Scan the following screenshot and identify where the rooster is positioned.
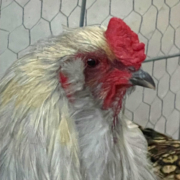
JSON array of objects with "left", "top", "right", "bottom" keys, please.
[{"left": 0, "top": 17, "right": 158, "bottom": 180}]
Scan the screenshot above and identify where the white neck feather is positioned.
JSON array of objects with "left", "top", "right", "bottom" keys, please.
[{"left": 70, "top": 90, "right": 158, "bottom": 180}]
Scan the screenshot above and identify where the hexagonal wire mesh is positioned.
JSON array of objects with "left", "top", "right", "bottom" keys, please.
[{"left": 0, "top": 0, "right": 180, "bottom": 138}]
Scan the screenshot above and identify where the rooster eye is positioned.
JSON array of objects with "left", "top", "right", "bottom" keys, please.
[{"left": 87, "top": 59, "right": 99, "bottom": 67}]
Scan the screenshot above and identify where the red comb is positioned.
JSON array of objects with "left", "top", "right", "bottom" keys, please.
[{"left": 105, "top": 17, "right": 146, "bottom": 70}]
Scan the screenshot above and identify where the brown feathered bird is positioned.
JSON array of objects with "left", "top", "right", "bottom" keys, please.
[
  {"left": 140, "top": 126, "right": 180, "bottom": 180},
  {"left": 0, "top": 17, "right": 160, "bottom": 180},
  {"left": 125, "top": 120, "right": 180, "bottom": 180}
]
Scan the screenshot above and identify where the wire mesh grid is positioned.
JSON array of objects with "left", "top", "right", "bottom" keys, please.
[{"left": 0, "top": 0, "right": 180, "bottom": 138}]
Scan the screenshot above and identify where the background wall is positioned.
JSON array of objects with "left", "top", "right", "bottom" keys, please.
[{"left": 0, "top": 0, "right": 180, "bottom": 138}]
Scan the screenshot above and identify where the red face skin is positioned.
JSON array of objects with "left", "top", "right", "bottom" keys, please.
[
  {"left": 59, "top": 51, "right": 134, "bottom": 117},
  {"left": 82, "top": 52, "right": 134, "bottom": 116}
]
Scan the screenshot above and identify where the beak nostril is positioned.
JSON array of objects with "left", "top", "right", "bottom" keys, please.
[{"left": 128, "top": 66, "right": 136, "bottom": 72}]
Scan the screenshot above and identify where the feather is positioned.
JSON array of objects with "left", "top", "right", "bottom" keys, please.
[{"left": 139, "top": 126, "right": 180, "bottom": 180}]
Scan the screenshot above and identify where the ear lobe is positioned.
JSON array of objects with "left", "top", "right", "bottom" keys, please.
[{"left": 59, "top": 72, "right": 69, "bottom": 89}]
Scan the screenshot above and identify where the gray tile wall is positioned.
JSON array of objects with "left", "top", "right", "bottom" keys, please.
[{"left": 0, "top": 0, "right": 180, "bottom": 138}]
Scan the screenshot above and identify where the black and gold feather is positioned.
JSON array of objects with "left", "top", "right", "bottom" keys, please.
[{"left": 140, "top": 127, "right": 180, "bottom": 180}]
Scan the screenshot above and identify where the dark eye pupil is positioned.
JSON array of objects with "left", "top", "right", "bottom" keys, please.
[{"left": 87, "top": 59, "right": 98, "bottom": 67}]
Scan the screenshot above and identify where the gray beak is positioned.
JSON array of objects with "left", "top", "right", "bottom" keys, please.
[{"left": 130, "top": 69, "right": 156, "bottom": 89}]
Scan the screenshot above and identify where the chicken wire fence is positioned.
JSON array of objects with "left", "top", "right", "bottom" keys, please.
[{"left": 0, "top": 0, "right": 180, "bottom": 139}]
